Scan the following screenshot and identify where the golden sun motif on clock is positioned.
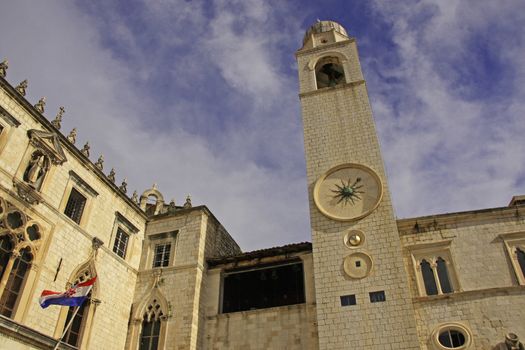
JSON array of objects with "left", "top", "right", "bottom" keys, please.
[{"left": 313, "top": 163, "right": 383, "bottom": 221}]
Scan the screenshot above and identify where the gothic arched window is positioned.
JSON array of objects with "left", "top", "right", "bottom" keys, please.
[
  {"left": 315, "top": 56, "right": 345, "bottom": 89},
  {"left": 436, "top": 257, "right": 453, "bottom": 294},
  {"left": 137, "top": 298, "right": 166, "bottom": 350},
  {"left": 0, "top": 247, "right": 33, "bottom": 317},
  {"left": 420, "top": 259, "right": 438, "bottom": 296},
  {"left": 63, "top": 292, "right": 91, "bottom": 347}
]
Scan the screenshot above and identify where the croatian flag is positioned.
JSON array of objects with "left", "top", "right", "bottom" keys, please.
[{"left": 39, "top": 276, "right": 96, "bottom": 309}]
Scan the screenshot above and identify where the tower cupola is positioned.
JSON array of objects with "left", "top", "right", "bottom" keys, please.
[{"left": 302, "top": 20, "right": 349, "bottom": 49}]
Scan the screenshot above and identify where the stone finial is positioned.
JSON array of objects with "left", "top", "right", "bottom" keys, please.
[
  {"left": 15, "top": 79, "right": 28, "bottom": 96},
  {"left": 108, "top": 168, "right": 116, "bottom": 182},
  {"left": 92, "top": 237, "right": 104, "bottom": 251},
  {"left": 34, "top": 97, "right": 46, "bottom": 113},
  {"left": 67, "top": 128, "right": 77, "bottom": 144},
  {"left": 81, "top": 142, "right": 90, "bottom": 157},
  {"left": 152, "top": 183, "right": 158, "bottom": 190},
  {"left": 52, "top": 106, "right": 65, "bottom": 130},
  {"left": 119, "top": 178, "right": 127, "bottom": 193},
  {"left": 0, "top": 59, "right": 8, "bottom": 78},
  {"left": 95, "top": 155, "right": 104, "bottom": 170},
  {"left": 131, "top": 190, "right": 138, "bottom": 203},
  {"left": 184, "top": 194, "right": 192, "bottom": 209}
]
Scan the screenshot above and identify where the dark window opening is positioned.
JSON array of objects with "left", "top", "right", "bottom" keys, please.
[
  {"left": 63, "top": 294, "right": 90, "bottom": 347},
  {"left": 420, "top": 259, "right": 438, "bottom": 295},
  {"left": 0, "top": 247, "right": 32, "bottom": 318},
  {"left": 517, "top": 247, "right": 525, "bottom": 278},
  {"left": 222, "top": 262, "right": 305, "bottom": 313},
  {"left": 438, "top": 329, "right": 466, "bottom": 348},
  {"left": 369, "top": 291, "right": 386, "bottom": 303},
  {"left": 436, "top": 257, "right": 453, "bottom": 293},
  {"left": 153, "top": 244, "right": 171, "bottom": 268},
  {"left": 315, "top": 56, "right": 345, "bottom": 89},
  {"left": 139, "top": 315, "right": 160, "bottom": 350},
  {"left": 64, "top": 188, "right": 87, "bottom": 224},
  {"left": 340, "top": 294, "right": 356, "bottom": 306},
  {"left": 113, "top": 228, "right": 129, "bottom": 259}
]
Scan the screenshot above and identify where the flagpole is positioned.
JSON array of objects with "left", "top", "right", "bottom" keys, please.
[{"left": 53, "top": 305, "right": 81, "bottom": 350}]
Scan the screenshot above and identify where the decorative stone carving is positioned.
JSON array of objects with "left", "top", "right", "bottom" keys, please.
[
  {"left": 95, "top": 155, "right": 104, "bottom": 170},
  {"left": 15, "top": 79, "right": 28, "bottom": 96},
  {"left": 23, "top": 151, "right": 49, "bottom": 190},
  {"left": 34, "top": 97, "right": 46, "bottom": 113},
  {"left": 493, "top": 333, "right": 525, "bottom": 350},
  {"left": 13, "top": 179, "right": 44, "bottom": 205},
  {"left": 92, "top": 237, "right": 104, "bottom": 251},
  {"left": 81, "top": 142, "right": 90, "bottom": 157},
  {"left": 0, "top": 59, "right": 8, "bottom": 78},
  {"left": 51, "top": 106, "right": 65, "bottom": 130},
  {"left": 131, "top": 190, "right": 138, "bottom": 204},
  {"left": 169, "top": 198, "right": 176, "bottom": 208},
  {"left": 119, "top": 178, "right": 127, "bottom": 193},
  {"left": 27, "top": 129, "right": 67, "bottom": 164},
  {"left": 184, "top": 194, "right": 192, "bottom": 209},
  {"left": 108, "top": 168, "right": 116, "bottom": 183},
  {"left": 66, "top": 128, "right": 77, "bottom": 144}
]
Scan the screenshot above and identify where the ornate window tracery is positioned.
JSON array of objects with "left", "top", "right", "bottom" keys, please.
[
  {"left": 408, "top": 242, "right": 460, "bottom": 297},
  {"left": 139, "top": 299, "right": 165, "bottom": 350},
  {"left": 0, "top": 196, "right": 43, "bottom": 319}
]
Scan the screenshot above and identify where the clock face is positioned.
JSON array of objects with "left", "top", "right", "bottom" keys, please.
[{"left": 313, "top": 163, "right": 383, "bottom": 221}]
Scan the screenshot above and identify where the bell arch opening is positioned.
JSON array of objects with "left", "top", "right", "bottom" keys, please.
[{"left": 315, "top": 56, "right": 346, "bottom": 89}]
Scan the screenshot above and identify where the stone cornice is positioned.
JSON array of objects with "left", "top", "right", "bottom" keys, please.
[
  {"left": 299, "top": 79, "right": 366, "bottom": 98},
  {"left": 0, "top": 76, "right": 146, "bottom": 219},
  {"left": 295, "top": 37, "right": 356, "bottom": 57},
  {"left": 397, "top": 205, "right": 524, "bottom": 235}
]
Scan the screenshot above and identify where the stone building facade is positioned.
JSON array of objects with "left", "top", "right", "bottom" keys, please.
[{"left": 0, "top": 20, "right": 523, "bottom": 350}]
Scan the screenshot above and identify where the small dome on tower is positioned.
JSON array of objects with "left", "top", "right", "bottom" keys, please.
[{"left": 303, "top": 20, "right": 348, "bottom": 46}]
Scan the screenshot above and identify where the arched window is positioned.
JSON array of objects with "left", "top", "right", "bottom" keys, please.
[
  {"left": 139, "top": 299, "right": 164, "bottom": 350},
  {"left": 315, "top": 56, "right": 345, "bottom": 89},
  {"left": 436, "top": 257, "right": 453, "bottom": 294},
  {"left": 0, "top": 247, "right": 33, "bottom": 317},
  {"left": 420, "top": 259, "right": 438, "bottom": 296},
  {"left": 517, "top": 247, "right": 525, "bottom": 278},
  {"left": 63, "top": 294, "right": 91, "bottom": 347}
]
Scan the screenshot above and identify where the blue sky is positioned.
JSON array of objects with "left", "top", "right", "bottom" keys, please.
[{"left": 1, "top": 1, "right": 524, "bottom": 251}]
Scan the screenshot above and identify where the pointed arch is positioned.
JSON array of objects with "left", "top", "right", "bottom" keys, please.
[
  {"left": 54, "top": 251, "right": 99, "bottom": 349},
  {"left": 129, "top": 276, "right": 170, "bottom": 350}
]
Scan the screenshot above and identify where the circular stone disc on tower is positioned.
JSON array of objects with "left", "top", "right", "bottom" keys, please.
[{"left": 313, "top": 163, "right": 383, "bottom": 221}]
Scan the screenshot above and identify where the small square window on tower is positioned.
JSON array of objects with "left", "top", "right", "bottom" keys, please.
[
  {"left": 340, "top": 294, "right": 356, "bottom": 307},
  {"left": 153, "top": 243, "right": 171, "bottom": 268},
  {"left": 369, "top": 291, "right": 386, "bottom": 303}
]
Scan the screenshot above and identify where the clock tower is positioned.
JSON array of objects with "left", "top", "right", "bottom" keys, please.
[{"left": 296, "top": 21, "right": 419, "bottom": 349}]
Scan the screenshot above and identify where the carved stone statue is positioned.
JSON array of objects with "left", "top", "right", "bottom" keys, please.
[
  {"left": 108, "top": 168, "right": 116, "bottom": 182},
  {"left": 119, "top": 178, "right": 127, "bottom": 193},
  {"left": 0, "top": 59, "right": 8, "bottom": 78},
  {"left": 34, "top": 97, "right": 46, "bottom": 113},
  {"left": 81, "top": 142, "right": 90, "bottom": 157},
  {"left": 493, "top": 333, "right": 525, "bottom": 350},
  {"left": 67, "top": 128, "right": 77, "bottom": 144},
  {"left": 15, "top": 79, "right": 28, "bottom": 96},
  {"left": 95, "top": 155, "right": 104, "bottom": 170},
  {"left": 131, "top": 190, "right": 139, "bottom": 203},
  {"left": 184, "top": 194, "right": 192, "bottom": 209},
  {"left": 23, "top": 152, "right": 48, "bottom": 190},
  {"left": 52, "top": 107, "right": 65, "bottom": 130},
  {"left": 169, "top": 198, "right": 176, "bottom": 208}
]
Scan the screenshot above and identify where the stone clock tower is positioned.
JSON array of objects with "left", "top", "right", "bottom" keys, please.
[{"left": 296, "top": 21, "right": 420, "bottom": 349}]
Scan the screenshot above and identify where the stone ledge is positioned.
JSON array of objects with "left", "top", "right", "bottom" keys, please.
[
  {"left": 0, "top": 315, "right": 76, "bottom": 349},
  {"left": 414, "top": 285, "right": 525, "bottom": 303}
]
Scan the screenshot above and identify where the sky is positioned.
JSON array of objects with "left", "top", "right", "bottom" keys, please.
[{"left": 1, "top": 0, "right": 524, "bottom": 251}]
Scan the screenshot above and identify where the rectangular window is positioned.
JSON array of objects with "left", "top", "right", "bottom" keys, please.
[
  {"left": 221, "top": 262, "right": 305, "bottom": 313},
  {"left": 64, "top": 188, "right": 87, "bottom": 224},
  {"left": 113, "top": 228, "right": 129, "bottom": 259},
  {"left": 340, "top": 294, "right": 356, "bottom": 306},
  {"left": 369, "top": 291, "right": 386, "bottom": 303},
  {"left": 153, "top": 243, "right": 171, "bottom": 268}
]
